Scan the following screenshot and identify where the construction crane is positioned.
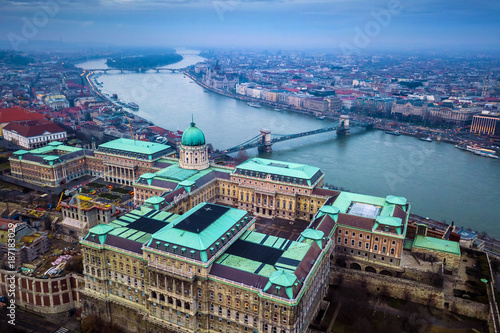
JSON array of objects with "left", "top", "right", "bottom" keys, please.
[{"left": 121, "top": 111, "right": 135, "bottom": 140}]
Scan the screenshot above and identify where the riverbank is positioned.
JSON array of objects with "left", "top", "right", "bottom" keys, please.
[
  {"left": 184, "top": 70, "right": 330, "bottom": 118},
  {"left": 185, "top": 70, "right": 499, "bottom": 156}
]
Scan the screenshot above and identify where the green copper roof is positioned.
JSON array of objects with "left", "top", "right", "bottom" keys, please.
[
  {"left": 137, "top": 162, "right": 232, "bottom": 190},
  {"left": 48, "top": 141, "right": 63, "bottom": 146},
  {"left": 268, "top": 270, "right": 297, "bottom": 287},
  {"left": 99, "top": 138, "right": 171, "bottom": 155},
  {"left": 145, "top": 196, "right": 165, "bottom": 204},
  {"left": 156, "top": 165, "right": 198, "bottom": 181},
  {"left": 375, "top": 216, "right": 402, "bottom": 227},
  {"left": 181, "top": 121, "right": 206, "bottom": 146},
  {"left": 151, "top": 203, "right": 247, "bottom": 251},
  {"left": 299, "top": 229, "right": 324, "bottom": 248},
  {"left": 412, "top": 235, "right": 461, "bottom": 255},
  {"left": 89, "top": 224, "right": 115, "bottom": 235},
  {"left": 216, "top": 230, "right": 313, "bottom": 279},
  {"left": 29, "top": 144, "right": 82, "bottom": 155},
  {"left": 300, "top": 229, "right": 324, "bottom": 240},
  {"left": 89, "top": 224, "right": 115, "bottom": 243},
  {"left": 13, "top": 150, "right": 29, "bottom": 155},
  {"left": 179, "top": 180, "right": 196, "bottom": 187},
  {"left": 141, "top": 173, "right": 155, "bottom": 179},
  {"left": 82, "top": 207, "right": 179, "bottom": 249},
  {"left": 316, "top": 205, "right": 340, "bottom": 220},
  {"left": 264, "top": 270, "right": 298, "bottom": 299},
  {"left": 386, "top": 195, "right": 407, "bottom": 205},
  {"left": 234, "top": 158, "right": 321, "bottom": 184}
]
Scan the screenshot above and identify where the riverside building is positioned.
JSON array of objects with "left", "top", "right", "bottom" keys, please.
[
  {"left": 9, "top": 139, "right": 174, "bottom": 187},
  {"left": 79, "top": 121, "right": 412, "bottom": 332},
  {"left": 81, "top": 199, "right": 331, "bottom": 333}
]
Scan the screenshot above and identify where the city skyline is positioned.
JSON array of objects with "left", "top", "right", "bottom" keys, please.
[{"left": 1, "top": 0, "right": 500, "bottom": 52}]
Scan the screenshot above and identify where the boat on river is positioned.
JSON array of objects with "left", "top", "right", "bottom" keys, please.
[
  {"left": 385, "top": 130, "right": 400, "bottom": 136},
  {"left": 248, "top": 102, "right": 262, "bottom": 108},
  {"left": 127, "top": 102, "right": 139, "bottom": 111}
]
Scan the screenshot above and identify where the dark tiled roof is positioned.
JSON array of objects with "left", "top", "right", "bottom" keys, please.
[
  {"left": 105, "top": 234, "right": 143, "bottom": 254},
  {"left": 393, "top": 205, "right": 407, "bottom": 221},
  {"left": 154, "top": 161, "right": 173, "bottom": 169},
  {"left": 336, "top": 213, "right": 373, "bottom": 230},
  {"left": 23, "top": 155, "right": 45, "bottom": 163},
  {"left": 150, "top": 179, "right": 178, "bottom": 189},
  {"left": 210, "top": 263, "right": 269, "bottom": 289},
  {"left": 195, "top": 171, "right": 217, "bottom": 188},
  {"left": 316, "top": 215, "right": 336, "bottom": 235},
  {"left": 215, "top": 171, "right": 231, "bottom": 180},
  {"left": 294, "top": 242, "right": 321, "bottom": 283},
  {"left": 163, "top": 187, "right": 187, "bottom": 204},
  {"left": 312, "top": 188, "right": 340, "bottom": 197}
]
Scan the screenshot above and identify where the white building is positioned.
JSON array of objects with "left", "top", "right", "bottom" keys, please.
[{"left": 3, "top": 119, "right": 67, "bottom": 149}]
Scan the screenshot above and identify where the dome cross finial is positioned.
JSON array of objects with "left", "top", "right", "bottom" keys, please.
[{"left": 191, "top": 114, "right": 195, "bottom": 127}]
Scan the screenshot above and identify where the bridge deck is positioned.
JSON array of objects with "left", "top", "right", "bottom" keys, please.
[{"left": 221, "top": 120, "right": 372, "bottom": 154}]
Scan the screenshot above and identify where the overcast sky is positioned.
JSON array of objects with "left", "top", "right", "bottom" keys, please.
[{"left": 1, "top": 0, "right": 499, "bottom": 52}]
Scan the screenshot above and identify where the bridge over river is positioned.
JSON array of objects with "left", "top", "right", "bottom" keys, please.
[
  {"left": 85, "top": 67, "right": 188, "bottom": 73},
  {"left": 219, "top": 116, "right": 374, "bottom": 154}
]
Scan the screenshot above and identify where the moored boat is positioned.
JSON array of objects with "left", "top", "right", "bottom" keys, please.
[{"left": 127, "top": 102, "right": 139, "bottom": 110}]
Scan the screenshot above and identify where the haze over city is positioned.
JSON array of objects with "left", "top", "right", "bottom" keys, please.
[
  {"left": 1, "top": 0, "right": 500, "bottom": 51},
  {"left": 2, "top": 0, "right": 500, "bottom": 332}
]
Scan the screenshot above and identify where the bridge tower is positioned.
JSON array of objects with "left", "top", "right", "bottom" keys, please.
[
  {"left": 337, "top": 115, "right": 350, "bottom": 135},
  {"left": 258, "top": 129, "right": 272, "bottom": 152}
]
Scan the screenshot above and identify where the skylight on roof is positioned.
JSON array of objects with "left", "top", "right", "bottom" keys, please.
[
  {"left": 348, "top": 202, "right": 381, "bottom": 219},
  {"left": 269, "top": 162, "right": 289, "bottom": 168}
]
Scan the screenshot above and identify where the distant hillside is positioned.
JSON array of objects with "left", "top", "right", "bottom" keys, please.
[
  {"left": 0, "top": 51, "right": 34, "bottom": 65},
  {"left": 106, "top": 53, "right": 183, "bottom": 69}
]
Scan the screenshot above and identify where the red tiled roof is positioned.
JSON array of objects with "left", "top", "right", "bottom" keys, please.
[
  {"left": 0, "top": 106, "right": 45, "bottom": 123},
  {"left": 336, "top": 213, "right": 374, "bottom": 230},
  {"left": 3, "top": 119, "right": 65, "bottom": 138}
]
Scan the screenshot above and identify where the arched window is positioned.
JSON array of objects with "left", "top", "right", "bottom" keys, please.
[
  {"left": 282, "top": 316, "right": 287, "bottom": 324},
  {"left": 374, "top": 244, "right": 378, "bottom": 251},
  {"left": 273, "top": 313, "right": 278, "bottom": 321},
  {"left": 382, "top": 246, "right": 386, "bottom": 253}
]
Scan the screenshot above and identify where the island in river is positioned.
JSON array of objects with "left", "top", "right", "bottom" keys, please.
[{"left": 106, "top": 53, "right": 183, "bottom": 69}]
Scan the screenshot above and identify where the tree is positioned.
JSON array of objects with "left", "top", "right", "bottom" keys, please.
[
  {"left": 65, "top": 255, "right": 83, "bottom": 274},
  {"left": 81, "top": 315, "right": 123, "bottom": 333},
  {"left": 354, "top": 317, "right": 373, "bottom": 333},
  {"left": 234, "top": 150, "right": 249, "bottom": 165}
]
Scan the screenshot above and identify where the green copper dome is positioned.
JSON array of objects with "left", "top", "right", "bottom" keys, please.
[{"left": 181, "top": 121, "right": 206, "bottom": 146}]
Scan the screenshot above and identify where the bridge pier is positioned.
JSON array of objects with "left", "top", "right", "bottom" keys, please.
[
  {"left": 258, "top": 129, "right": 272, "bottom": 153},
  {"left": 337, "top": 115, "right": 350, "bottom": 135}
]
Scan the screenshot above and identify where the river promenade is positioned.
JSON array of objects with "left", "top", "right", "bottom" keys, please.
[{"left": 184, "top": 70, "right": 497, "bottom": 151}]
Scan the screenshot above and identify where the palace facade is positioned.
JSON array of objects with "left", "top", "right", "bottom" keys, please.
[{"left": 79, "top": 121, "right": 412, "bottom": 333}]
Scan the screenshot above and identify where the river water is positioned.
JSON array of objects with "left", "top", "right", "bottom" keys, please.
[{"left": 77, "top": 49, "right": 500, "bottom": 238}]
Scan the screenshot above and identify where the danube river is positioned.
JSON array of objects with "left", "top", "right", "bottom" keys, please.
[{"left": 77, "top": 49, "right": 500, "bottom": 238}]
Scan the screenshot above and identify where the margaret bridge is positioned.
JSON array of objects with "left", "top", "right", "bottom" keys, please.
[{"left": 85, "top": 67, "right": 188, "bottom": 73}]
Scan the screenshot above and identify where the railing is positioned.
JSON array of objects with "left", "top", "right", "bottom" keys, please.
[
  {"left": 486, "top": 253, "right": 500, "bottom": 333},
  {"left": 148, "top": 262, "right": 196, "bottom": 280}
]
